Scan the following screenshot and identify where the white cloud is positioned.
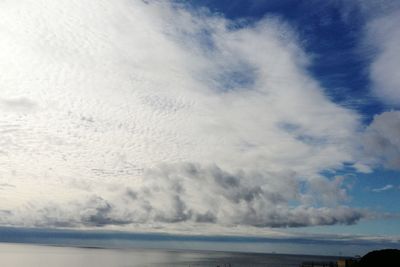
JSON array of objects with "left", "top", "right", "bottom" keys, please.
[
  {"left": 337, "top": 0, "right": 400, "bottom": 21},
  {"left": 0, "top": 97, "right": 38, "bottom": 113},
  {"left": 0, "top": 0, "right": 368, "bottom": 231},
  {"left": 371, "top": 184, "right": 394, "bottom": 193},
  {"left": 362, "top": 111, "right": 400, "bottom": 170},
  {"left": 366, "top": 10, "right": 400, "bottom": 106}
]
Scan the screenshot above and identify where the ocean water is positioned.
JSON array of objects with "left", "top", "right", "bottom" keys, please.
[{"left": 0, "top": 243, "right": 341, "bottom": 267}]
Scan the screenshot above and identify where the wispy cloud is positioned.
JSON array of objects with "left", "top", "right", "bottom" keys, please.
[
  {"left": 366, "top": 10, "right": 400, "bottom": 106},
  {"left": 371, "top": 184, "right": 394, "bottom": 193}
]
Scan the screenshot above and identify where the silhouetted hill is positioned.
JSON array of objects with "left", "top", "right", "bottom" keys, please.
[{"left": 358, "top": 249, "right": 400, "bottom": 267}]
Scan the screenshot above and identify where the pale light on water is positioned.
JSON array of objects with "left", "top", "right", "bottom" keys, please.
[{"left": 0, "top": 243, "right": 341, "bottom": 267}]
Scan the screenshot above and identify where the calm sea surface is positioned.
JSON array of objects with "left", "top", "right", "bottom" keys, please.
[{"left": 0, "top": 243, "right": 341, "bottom": 267}]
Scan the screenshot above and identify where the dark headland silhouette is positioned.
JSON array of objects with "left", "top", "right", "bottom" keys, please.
[
  {"left": 301, "top": 249, "right": 400, "bottom": 267},
  {"left": 357, "top": 249, "right": 400, "bottom": 267}
]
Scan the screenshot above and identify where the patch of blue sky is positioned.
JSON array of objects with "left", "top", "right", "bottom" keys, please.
[
  {"left": 295, "top": 134, "right": 328, "bottom": 146},
  {"left": 350, "top": 169, "right": 400, "bottom": 212},
  {"left": 318, "top": 164, "right": 360, "bottom": 177},
  {"left": 187, "top": 27, "right": 217, "bottom": 53},
  {"left": 318, "top": 165, "right": 400, "bottom": 211},
  {"left": 182, "top": 0, "right": 385, "bottom": 123},
  {"left": 277, "top": 122, "right": 300, "bottom": 133},
  {"left": 213, "top": 63, "right": 257, "bottom": 92},
  {"left": 278, "top": 122, "right": 328, "bottom": 146}
]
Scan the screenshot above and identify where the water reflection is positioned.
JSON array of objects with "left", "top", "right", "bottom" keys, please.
[{"left": 0, "top": 243, "right": 340, "bottom": 267}]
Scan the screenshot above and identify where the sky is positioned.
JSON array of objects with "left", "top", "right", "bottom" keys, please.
[{"left": 0, "top": 0, "right": 400, "bottom": 256}]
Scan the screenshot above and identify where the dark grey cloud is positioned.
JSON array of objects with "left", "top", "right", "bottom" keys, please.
[
  {"left": 26, "top": 196, "right": 133, "bottom": 228},
  {"left": 79, "top": 196, "right": 132, "bottom": 227},
  {"left": 130, "top": 163, "right": 366, "bottom": 227},
  {"left": 195, "top": 211, "right": 217, "bottom": 223},
  {"left": 3, "top": 163, "right": 366, "bottom": 229}
]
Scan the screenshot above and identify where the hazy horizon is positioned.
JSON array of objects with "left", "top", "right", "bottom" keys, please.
[{"left": 0, "top": 227, "right": 398, "bottom": 256}]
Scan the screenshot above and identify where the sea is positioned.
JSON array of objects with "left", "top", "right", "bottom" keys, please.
[{"left": 0, "top": 242, "right": 342, "bottom": 267}]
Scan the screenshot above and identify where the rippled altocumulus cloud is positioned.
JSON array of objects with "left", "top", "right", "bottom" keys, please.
[{"left": 0, "top": 0, "right": 394, "bottom": 232}]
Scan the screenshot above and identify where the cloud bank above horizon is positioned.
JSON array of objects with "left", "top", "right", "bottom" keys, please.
[{"left": 0, "top": 0, "right": 399, "bottom": 234}]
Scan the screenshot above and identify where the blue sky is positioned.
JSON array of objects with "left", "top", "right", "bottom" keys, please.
[
  {"left": 0, "top": 0, "right": 399, "bottom": 256},
  {"left": 185, "top": 0, "right": 381, "bottom": 114}
]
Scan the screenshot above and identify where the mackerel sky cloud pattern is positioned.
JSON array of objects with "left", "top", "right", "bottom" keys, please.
[{"left": 0, "top": 0, "right": 399, "bottom": 238}]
